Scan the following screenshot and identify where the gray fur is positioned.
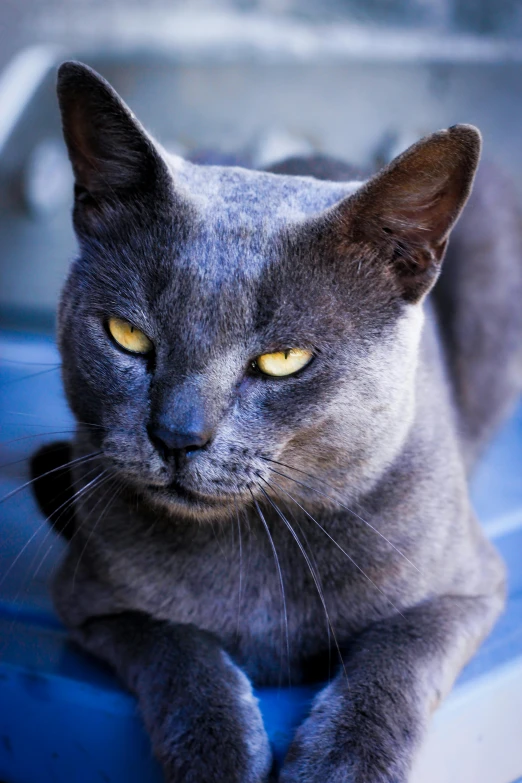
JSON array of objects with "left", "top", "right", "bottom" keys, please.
[{"left": 32, "top": 61, "right": 522, "bottom": 782}]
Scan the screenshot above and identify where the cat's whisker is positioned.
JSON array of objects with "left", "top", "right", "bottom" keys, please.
[
  {"left": 37, "top": 459, "right": 113, "bottom": 545},
  {"left": 0, "top": 450, "right": 103, "bottom": 505},
  {"left": 1, "top": 416, "right": 104, "bottom": 429},
  {"left": 3, "top": 410, "right": 57, "bottom": 418},
  {"left": 275, "top": 492, "right": 333, "bottom": 679},
  {"left": 71, "top": 473, "right": 122, "bottom": 589},
  {"left": 1, "top": 516, "right": 59, "bottom": 594},
  {"left": 264, "top": 473, "right": 406, "bottom": 620},
  {"left": 1, "top": 422, "right": 75, "bottom": 430},
  {"left": 241, "top": 505, "right": 252, "bottom": 535},
  {"left": 209, "top": 518, "right": 229, "bottom": 559},
  {"left": 228, "top": 505, "right": 235, "bottom": 557},
  {"left": 0, "top": 454, "right": 41, "bottom": 472},
  {"left": 0, "top": 430, "right": 81, "bottom": 449},
  {"left": 0, "top": 442, "right": 100, "bottom": 474},
  {"left": 0, "top": 464, "right": 107, "bottom": 591},
  {"left": 233, "top": 495, "right": 244, "bottom": 639},
  {"left": 3, "top": 469, "right": 114, "bottom": 644},
  {"left": 257, "top": 481, "right": 348, "bottom": 683},
  {"left": 249, "top": 489, "right": 291, "bottom": 685},
  {"left": 0, "top": 366, "right": 61, "bottom": 387},
  {"left": 25, "top": 460, "right": 105, "bottom": 573},
  {"left": 0, "top": 359, "right": 61, "bottom": 366},
  {"left": 12, "top": 466, "right": 112, "bottom": 610},
  {"left": 277, "top": 493, "right": 322, "bottom": 577},
  {"left": 262, "top": 457, "right": 420, "bottom": 574},
  {"left": 276, "top": 490, "right": 334, "bottom": 661}
]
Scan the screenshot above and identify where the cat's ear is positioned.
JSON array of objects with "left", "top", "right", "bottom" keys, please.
[
  {"left": 332, "top": 125, "right": 481, "bottom": 302},
  {"left": 57, "top": 61, "right": 168, "bottom": 208}
]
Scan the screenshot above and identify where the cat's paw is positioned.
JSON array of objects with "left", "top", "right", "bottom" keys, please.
[
  {"left": 72, "top": 614, "right": 272, "bottom": 783},
  {"left": 279, "top": 679, "right": 413, "bottom": 783},
  {"left": 154, "top": 649, "right": 273, "bottom": 783}
]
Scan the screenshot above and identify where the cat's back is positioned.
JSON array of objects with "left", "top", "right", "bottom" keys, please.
[{"left": 433, "top": 159, "right": 522, "bottom": 468}]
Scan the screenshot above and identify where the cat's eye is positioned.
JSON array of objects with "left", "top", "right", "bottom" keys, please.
[
  {"left": 107, "top": 317, "right": 153, "bottom": 355},
  {"left": 255, "top": 349, "right": 313, "bottom": 377}
]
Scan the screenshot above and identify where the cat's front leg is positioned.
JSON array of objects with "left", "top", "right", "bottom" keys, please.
[
  {"left": 280, "top": 592, "right": 504, "bottom": 783},
  {"left": 72, "top": 610, "right": 272, "bottom": 783}
]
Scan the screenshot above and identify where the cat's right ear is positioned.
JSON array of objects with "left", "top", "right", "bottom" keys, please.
[
  {"left": 57, "top": 61, "right": 169, "bottom": 229},
  {"left": 325, "top": 125, "right": 481, "bottom": 303}
]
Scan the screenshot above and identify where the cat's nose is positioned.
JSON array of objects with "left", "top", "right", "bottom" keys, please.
[
  {"left": 148, "top": 424, "right": 211, "bottom": 459},
  {"left": 149, "top": 381, "right": 213, "bottom": 462}
]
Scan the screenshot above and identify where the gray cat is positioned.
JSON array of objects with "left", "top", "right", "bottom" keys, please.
[{"left": 32, "top": 61, "right": 522, "bottom": 782}]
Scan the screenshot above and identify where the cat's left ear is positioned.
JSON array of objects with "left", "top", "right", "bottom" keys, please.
[
  {"left": 331, "top": 125, "right": 481, "bottom": 302},
  {"left": 57, "top": 61, "right": 170, "bottom": 223}
]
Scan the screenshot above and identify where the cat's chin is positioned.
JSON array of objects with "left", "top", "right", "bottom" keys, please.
[{"left": 143, "top": 480, "right": 246, "bottom": 519}]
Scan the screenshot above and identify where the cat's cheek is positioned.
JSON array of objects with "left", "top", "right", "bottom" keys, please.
[
  {"left": 102, "top": 428, "right": 170, "bottom": 486},
  {"left": 236, "top": 374, "right": 257, "bottom": 398}
]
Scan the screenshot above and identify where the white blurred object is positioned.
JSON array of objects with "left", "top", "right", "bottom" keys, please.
[
  {"left": 0, "top": 46, "right": 58, "bottom": 157},
  {"left": 252, "top": 127, "right": 315, "bottom": 168},
  {"left": 410, "top": 657, "right": 522, "bottom": 783},
  {"left": 23, "top": 138, "right": 73, "bottom": 218},
  {"left": 162, "top": 138, "right": 189, "bottom": 158}
]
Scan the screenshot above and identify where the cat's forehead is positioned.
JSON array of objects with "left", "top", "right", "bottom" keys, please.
[
  {"left": 169, "top": 156, "right": 361, "bottom": 228},
  {"left": 125, "top": 159, "right": 363, "bottom": 354}
]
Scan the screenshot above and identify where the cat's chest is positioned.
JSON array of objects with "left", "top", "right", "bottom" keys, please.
[
  {"left": 100, "top": 520, "right": 367, "bottom": 677},
  {"left": 110, "top": 526, "right": 325, "bottom": 623},
  {"left": 89, "top": 504, "right": 409, "bottom": 683}
]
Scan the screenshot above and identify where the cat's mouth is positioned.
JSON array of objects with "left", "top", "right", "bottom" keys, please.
[
  {"left": 167, "top": 479, "right": 203, "bottom": 503},
  {"left": 145, "top": 479, "right": 202, "bottom": 504},
  {"left": 147, "top": 478, "right": 225, "bottom": 508},
  {"left": 146, "top": 476, "right": 250, "bottom": 511}
]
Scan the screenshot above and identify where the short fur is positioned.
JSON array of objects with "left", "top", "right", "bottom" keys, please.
[{"left": 32, "top": 61, "right": 522, "bottom": 782}]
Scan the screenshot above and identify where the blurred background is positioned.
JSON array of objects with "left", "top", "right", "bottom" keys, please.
[{"left": 2, "top": 0, "right": 522, "bottom": 330}]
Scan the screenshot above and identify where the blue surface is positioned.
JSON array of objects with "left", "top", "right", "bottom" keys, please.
[{"left": 1, "top": 331, "right": 521, "bottom": 783}]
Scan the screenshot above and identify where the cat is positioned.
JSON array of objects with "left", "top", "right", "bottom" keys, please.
[{"left": 30, "top": 60, "right": 522, "bottom": 782}]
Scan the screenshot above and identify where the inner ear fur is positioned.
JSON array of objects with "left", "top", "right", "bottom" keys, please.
[{"left": 335, "top": 125, "right": 481, "bottom": 302}]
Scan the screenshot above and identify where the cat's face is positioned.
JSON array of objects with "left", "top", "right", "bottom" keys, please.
[{"left": 56, "top": 62, "right": 480, "bottom": 520}]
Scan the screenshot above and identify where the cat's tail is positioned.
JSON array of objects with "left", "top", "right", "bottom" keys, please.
[{"left": 434, "top": 159, "right": 522, "bottom": 472}]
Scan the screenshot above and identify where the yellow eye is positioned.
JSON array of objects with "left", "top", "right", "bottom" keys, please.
[
  {"left": 108, "top": 317, "right": 153, "bottom": 354},
  {"left": 256, "top": 348, "right": 313, "bottom": 377}
]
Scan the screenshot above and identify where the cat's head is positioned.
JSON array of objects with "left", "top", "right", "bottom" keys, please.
[{"left": 56, "top": 61, "right": 480, "bottom": 520}]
